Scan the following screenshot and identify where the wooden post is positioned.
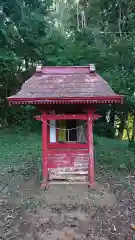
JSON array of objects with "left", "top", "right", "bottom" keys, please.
[
  {"left": 41, "top": 112, "right": 48, "bottom": 189},
  {"left": 88, "top": 111, "right": 95, "bottom": 187}
]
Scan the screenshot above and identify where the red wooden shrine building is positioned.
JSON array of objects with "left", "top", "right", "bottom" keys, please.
[{"left": 7, "top": 64, "right": 123, "bottom": 188}]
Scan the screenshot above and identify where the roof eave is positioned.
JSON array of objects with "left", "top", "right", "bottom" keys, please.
[{"left": 7, "top": 96, "right": 124, "bottom": 105}]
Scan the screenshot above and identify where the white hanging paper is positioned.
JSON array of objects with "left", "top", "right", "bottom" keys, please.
[{"left": 50, "top": 120, "right": 56, "bottom": 143}]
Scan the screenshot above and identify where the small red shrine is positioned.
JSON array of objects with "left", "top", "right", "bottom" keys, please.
[{"left": 7, "top": 64, "right": 123, "bottom": 188}]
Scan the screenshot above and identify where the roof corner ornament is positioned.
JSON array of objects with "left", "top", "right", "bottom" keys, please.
[
  {"left": 36, "top": 64, "right": 42, "bottom": 72},
  {"left": 89, "top": 64, "right": 96, "bottom": 72}
]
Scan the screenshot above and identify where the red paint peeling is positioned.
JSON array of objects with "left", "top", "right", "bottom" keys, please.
[
  {"left": 42, "top": 112, "right": 48, "bottom": 187},
  {"left": 88, "top": 111, "right": 95, "bottom": 186},
  {"left": 48, "top": 149, "right": 89, "bottom": 179}
]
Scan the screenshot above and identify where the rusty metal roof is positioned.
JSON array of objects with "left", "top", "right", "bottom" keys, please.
[{"left": 7, "top": 65, "right": 123, "bottom": 104}]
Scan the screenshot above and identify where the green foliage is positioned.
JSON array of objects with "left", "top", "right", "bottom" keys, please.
[
  {"left": 94, "top": 121, "right": 115, "bottom": 138},
  {"left": 95, "top": 136, "right": 135, "bottom": 171}
]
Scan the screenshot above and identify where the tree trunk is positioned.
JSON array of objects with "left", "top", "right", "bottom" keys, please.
[
  {"left": 129, "top": 114, "right": 135, "bottom": 149},
  {"left": 118, "top": 1, "right": 122, "bottom": 38},
  {"left": 25, "top": 57, "right": 29, "bottom": 70},
  {"left": 125, "top": 113, "right": 135, "bottom": 149},
  {"left": 109, "top": 105, "right": 115, "bottom": 138},
  {"left": 125, "top": 112, "right": 131, "bottom": 143},
  {"left": 117, "top": 112, "right": 127, "bottom": 139},
  {"left": 131, "top": 115, "right": 135, "bottom": 141}
]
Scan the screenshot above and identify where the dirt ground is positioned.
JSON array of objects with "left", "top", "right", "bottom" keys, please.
[{"left": 0, "top": 170, "right": 135, "bottom": 240}]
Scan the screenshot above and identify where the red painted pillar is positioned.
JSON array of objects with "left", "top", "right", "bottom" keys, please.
[
  {"left": 41, "top": 112, "right": 48, "bottom": 189},
  {"left": 88, "top": 111, "right": 95, "bottom": 187}
]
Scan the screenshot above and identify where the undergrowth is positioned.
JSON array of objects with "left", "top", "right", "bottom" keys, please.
[
  {"left": 95, "top": 136, "right": 135, "bottom": 171},
  {"left": 0, "top": 128, "right": 42, "bottom": 180},
  {"left": 0, "top": 128, "right": 134, "bottom": 182}
]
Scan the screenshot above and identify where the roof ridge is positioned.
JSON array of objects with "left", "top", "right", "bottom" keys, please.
[{"left": 36, "top": 64, "right": 96, "bottom": 75}]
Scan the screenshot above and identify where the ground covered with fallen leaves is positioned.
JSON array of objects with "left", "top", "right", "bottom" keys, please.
[{"left": 0, "top": 169, "right": 135, "bottom": 240}]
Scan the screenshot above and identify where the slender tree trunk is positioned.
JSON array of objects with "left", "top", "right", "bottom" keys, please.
[
  {"left": 117, "top": 112, "right": 127, "bottom": 139},
  {"left": 77, "top": 1, "right": 80, "bottom": 31},
  {"left": 131, "top": 115, "right": 135, "bottom": 141},
  {"left": 109, "top": 105, "right": 115, "bottom": 138},
  {"left": 3, "top": 76, "right": 8, "bottom": 127},
  {"left": 129, "top": 114, "right": 135, "bottom": 149},
  {"left": 25, "top": 57, "right": 29, "bottom": 70},
  {"left": 125, "top": 112, "right": 131, "bottom": 143},
  {"left": 125, "top": 113, "right": 135, "bottom": 149},
  {"left": 118, "top": 1, "right": 122, "bottom": 38}
]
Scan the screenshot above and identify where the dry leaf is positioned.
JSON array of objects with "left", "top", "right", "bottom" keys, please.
[{"left": 131, "top": 224, "right": 135, "bottom": 230}]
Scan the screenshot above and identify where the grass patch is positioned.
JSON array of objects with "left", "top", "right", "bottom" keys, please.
[
  {"left": 95, "top": 136, "right": 135, "bottom": 170},
  {"left": 0, "top": 129, "right": 134, "bottom": 180},
  {"left": 0, "top": 128, "right": 42, "bottom": 179},
  {"left": 0, "top": 129, "right": 41, "bottom": 166}
]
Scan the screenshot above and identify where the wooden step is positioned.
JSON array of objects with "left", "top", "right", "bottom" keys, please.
[
  {"left": 49, "top": 181, "right": 88, "bottom": 185},
  {"left": 55, "top": 171, "right": 88, "bottom": 175},
  {"left": 49, "top": 175, "right": 88, "bottom": 181}
]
